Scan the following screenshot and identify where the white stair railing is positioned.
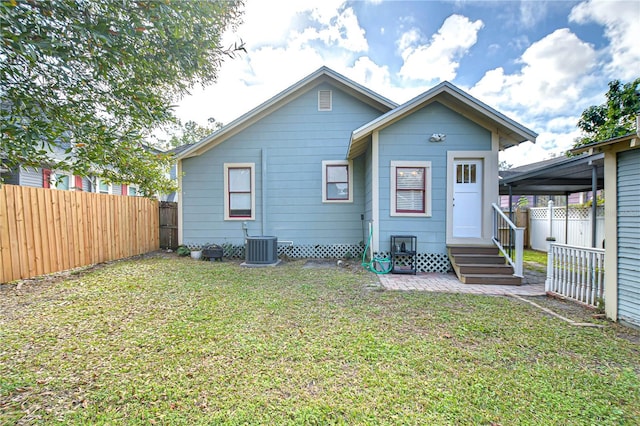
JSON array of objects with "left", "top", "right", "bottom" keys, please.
[
  {"left": 545, "top": 243, "right": 605, "bottom": 307},
  {"left": 491, "top": 203, "right": 524, "bottom": 277}
]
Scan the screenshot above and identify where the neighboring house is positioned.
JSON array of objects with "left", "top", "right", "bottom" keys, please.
[
  {"left": 1, "top": 163, "right": 142, "bottom": 196},
  {"left": 1, "top": 143, "right": 145, "bottom": 196},
  {"left": 572, "top": 131, "right": 640, "bottom": 328},
  {"left": 176, "top": 67, "right": 537, "bottom": 272},
  {"left": 162, "top": 143, "right": 194, "bottom": 202}
]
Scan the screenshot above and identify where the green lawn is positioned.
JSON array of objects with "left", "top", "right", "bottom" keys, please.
[
  {"left": 523, "top": 249, "right": 548, "bottom": 265},
  {"left": 1, "top": 255, "right": 639, "bottom": 425},
  {"left": 523, "top": 249, "right": 548, "bottom": 273}
]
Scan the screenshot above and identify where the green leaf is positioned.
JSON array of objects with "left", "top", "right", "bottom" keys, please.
[{"left": 0, "top": 0, "right": 245, "bottom": 195}]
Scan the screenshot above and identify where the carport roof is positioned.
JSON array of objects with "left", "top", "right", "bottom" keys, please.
[{"left": 499, "top": 153, "right": 604, "bottom": 196}]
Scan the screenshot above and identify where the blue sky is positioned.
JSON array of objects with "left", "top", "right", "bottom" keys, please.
[{"left": 175, "top": 0, "right": 639, "bottom": 166}]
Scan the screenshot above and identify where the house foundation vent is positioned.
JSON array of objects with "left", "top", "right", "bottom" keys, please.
[{"left": 245, "top": 236, "right": 278, "bottom": 265}]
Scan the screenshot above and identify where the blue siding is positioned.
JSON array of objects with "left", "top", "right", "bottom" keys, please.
[
  {"left": 182, "top": 82, "right": 383, "bottom": 246},
  {"left": 377, "top": 102, "right": 492, "bottom": 254},
  {"left": 617, "top": 148, "right": 640, "bottom": 327},
  {"left": 19, "top": 167, "right": 44, "bottom": 187}
]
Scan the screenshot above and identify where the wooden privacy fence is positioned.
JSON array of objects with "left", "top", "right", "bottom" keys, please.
[{"left": 0, "top": 184, "right": 159, "bottom": 283}]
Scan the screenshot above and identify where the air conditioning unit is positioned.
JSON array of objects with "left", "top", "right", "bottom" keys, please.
[{"left": 245, "top": 236, "right": 278, "bottom": 265}]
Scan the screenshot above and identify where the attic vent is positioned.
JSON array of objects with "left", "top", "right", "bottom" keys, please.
[{"left": 318, "top": 90, "right": 332, "bottom": 111}]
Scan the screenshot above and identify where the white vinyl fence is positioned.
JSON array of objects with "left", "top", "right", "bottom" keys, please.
[
  {"left": 545, "top": 243, "right": 605, "bottom": 308},
  {"left": 529, "top": 205, "right": 604, "bottom": 251}
]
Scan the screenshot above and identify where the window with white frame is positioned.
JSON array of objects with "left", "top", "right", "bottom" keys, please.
[
  {"left": 96, "top": 178, "right": 112, "bottom": 194},
  {"left": 51, "top": 172, "right": 71, "bottom": 190},
  {"left": 390, "top": 161, "right": 432, "bottom": 217},
  {"left": 127, "top": 184, "right": 142, "bottom": 196},
  {"left": 322, "top": 160, "right": 352, "bottom": 203},
  {"left": 224, "top": 163, "right": 255, "bottom": 220}
]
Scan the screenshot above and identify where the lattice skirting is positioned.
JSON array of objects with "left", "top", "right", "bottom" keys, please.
[
  {"left": 375, "top": 251, "right": 451, "bottom": 273},
  {"left": 188, "top": 243, "right": 451, "bottom": 273}
]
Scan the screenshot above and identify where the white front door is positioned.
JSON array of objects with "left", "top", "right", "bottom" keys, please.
[{"left": 453, "top": 160, "right": 482, "bottom": 238}]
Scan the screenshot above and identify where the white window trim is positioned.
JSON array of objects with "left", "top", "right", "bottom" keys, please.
[
  {"left": 318, "top": 90, "right": 332, "bottom": 111},
  {"left": 224, "top": 163, "right": 255, "bottom": 221},
  {"left": 127, "top": 184, "right": 142, "bottom": 197},
  {"left": 390, "top": 160, "right": 432, "bottom": 217},
  {"left": 51, "top": 171, "right": 74, "bottom": 190},
  {"left": 322, "top": 160, "right": 353, "bottom": 203},
  {"left": 95, "top": 177, "right": 112, "bottom": 194}
]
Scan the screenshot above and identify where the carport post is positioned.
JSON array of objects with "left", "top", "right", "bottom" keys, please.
[
  {"left": 590, "top": 162, "right": 598, "bottom": 248},
  {"left": 508, "top": 185, "right": 513, "bottom": 220},
  {"left": 565, "top": 192, "right": 569, "bottom": 244}
]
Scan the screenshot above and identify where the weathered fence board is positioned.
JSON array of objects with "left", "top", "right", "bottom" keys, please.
[
  {"left": 0, "top": 185, "right": 159, "bottom": 283},
  {"left": 159, "top": 201, "right": 178, "bottom": 250}
]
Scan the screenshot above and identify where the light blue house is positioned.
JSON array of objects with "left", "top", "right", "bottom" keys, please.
[{"left": 176, "top": 67, "right": 537, "bottom": 273}]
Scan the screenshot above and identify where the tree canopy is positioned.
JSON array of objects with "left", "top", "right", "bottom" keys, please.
[
  {"left": 156, "top": 118, "right": 223, "bottom": 151},
  {"left": 1, "top": 0, "right": 244, "bottom": 195},
  {"left": 574, "top": 78, "right": 640, "bottom": 149}
]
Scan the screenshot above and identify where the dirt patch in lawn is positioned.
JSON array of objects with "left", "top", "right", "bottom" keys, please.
[
  {"left": 303, "top": 258, "right": 362, "bottom": 272},
  {"left": 526, "top": 295, "right": 640, "bottom": 344}
]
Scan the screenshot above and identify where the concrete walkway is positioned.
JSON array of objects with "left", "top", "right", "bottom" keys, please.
[{"left": 378, "top": 268, "right": 546, "bottom": 296}]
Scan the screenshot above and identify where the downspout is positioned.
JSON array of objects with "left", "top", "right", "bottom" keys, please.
[
  {"left": 371, "top": 131, "right": 380, "bottom": 253},
  {"left": 177, "top": 159, "right": 183, "bottom": 245},
  {"left": 262, "top": 148, "right": 267, "bottom": 236}
]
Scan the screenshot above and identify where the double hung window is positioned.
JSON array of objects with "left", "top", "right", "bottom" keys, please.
[
  {"left": 224, "top": 163, "right": 255, "bottom": 220},
  {"left": 390, "top": 161, "right": 431, "bottom": 217},
  {"left": 322, "top": 160, "right": 352, "bottom": 203}
]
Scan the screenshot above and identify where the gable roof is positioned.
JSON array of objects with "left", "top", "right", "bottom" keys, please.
[
  {"left": 176, "top": 66, "right": 397, "bottom": 160},
  {"left": 347, "top": 81, "right": 538, "bottom": 159},
  {"left": 166, "top": 143, "right": 194, "bottom": 156}
]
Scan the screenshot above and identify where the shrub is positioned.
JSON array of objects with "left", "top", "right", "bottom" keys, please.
[{"left": 176, "top": 245, "right": 191, "bottom": 257}]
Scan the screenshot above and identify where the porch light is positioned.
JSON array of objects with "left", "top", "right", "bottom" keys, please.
[{"left": 429, "top": 133, "right": 446, "bottom": 142}]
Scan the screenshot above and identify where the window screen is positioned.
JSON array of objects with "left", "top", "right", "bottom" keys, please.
[
  {"left": 326, "top": 164, "right": 348, "bottom": 200},
  {"left": 396, "top": 167, "right": 425, "bottom": 213},
  {"left": 228, "top": 167, "right": 252, "bottom": 217}
]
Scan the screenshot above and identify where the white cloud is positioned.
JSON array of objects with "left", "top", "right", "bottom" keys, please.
[
  {"left": 500, "top": 126, "right": 582, "bottom": 168},
  {"left": 471, "top": 28, "right": 598, "bottom": 116},
  {"left": 398, "top": 14, "right": 484, "bottom": 83},
  {"left": 397, "top": 28, "right": 421, "bottom": 53},
  {"left": 471, "top": 28, "right": 603, "bottom": 164},
  {"left": 519, "top": 1, "right": 549, "bottom": 29},
  {"left": 174, "top": 0, "right": 371, "bottom": 127},
  {"left": 569, "top": 0, "right": 640, "bottom": 80},
  {"left": 232, "top": 0, "right": 302, "bottom": 48},
  {"left": 291, "top": 6, "right": 368, "bottom": 52},
  {"left": 174, "top": 46, "right": 325, "bottom": 126},
  {"left": 344, "top": 57, "right": 391, "bottom": 92}
]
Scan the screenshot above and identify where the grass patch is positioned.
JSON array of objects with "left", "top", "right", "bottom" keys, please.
[
  {"left": 523, "top": 249, "right": 547, "bottom": 265},
  {"left": 524, "top": 249, "right": 547, "bottom": 273},
  {"left": 1, "top": 255, "right": 639, "bottom": 424}
]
